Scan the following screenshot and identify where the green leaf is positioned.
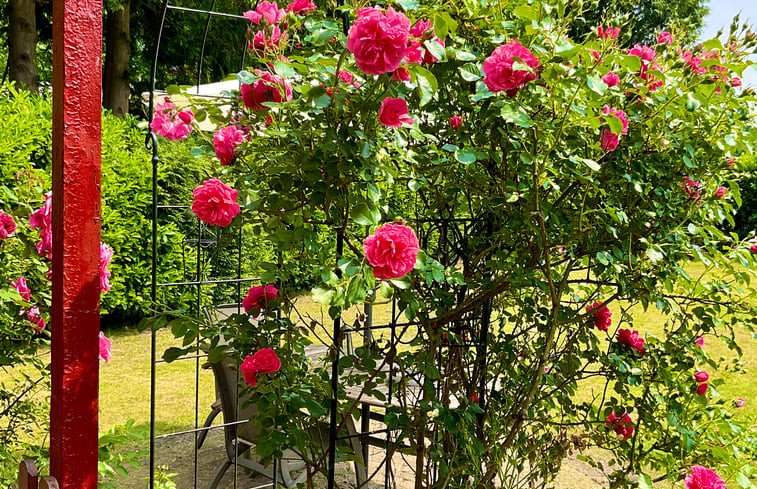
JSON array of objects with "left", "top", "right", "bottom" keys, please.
[
  {"left": 638, "top": 473, "right": 654, "bottom": 489},
  {"left": 501, "top": 104, "right": 533, "bottom": 128},
  {"left": 273, "top": 61, "right": 296, "bottom": 77},
  {"left": 513, "top": 5, "right": 538, "bottom": 20},
  {"left": 582, "top": 159, "right": 601, "bottom": 171},
  {"left": 455, "top": 148, "right": 477, "bottom": 164},
  {"left": 606, "top": 114, "right": 623, "bottom": 135},
  {"left": 162, "top": 347, "right": 186, "bottom": 363},
  {"left": 646, "top": 247, "right": 664, "bottom": 264},
  {"left": 736, "top": 472, "right": 751, "bottom": 488},
  {"left": 587, "top": 75, "right": 607, "bottom": 95},
  {"left": 459, "top": 63, "right": 482, "bottom": 82},
  {"left": 424, "top": 40, "right": 447, "bottom": 62},
  {"left": 412, "top": 65, "right": 438, "bottom": 106},
  {"left": 312, "top": 287, "right": 334, "bottom": 305}
]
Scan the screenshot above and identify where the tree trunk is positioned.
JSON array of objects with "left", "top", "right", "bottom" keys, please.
[
  {"left": 103, "top": 0, "right": 130, "bottom": 116},
  {"left": 8, "top": 0, "right": 38, "bottom": 92}
]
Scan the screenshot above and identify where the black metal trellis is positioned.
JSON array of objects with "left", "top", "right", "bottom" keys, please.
[{"left": 145, "top": 2, "right": 494, "bottom": 488}]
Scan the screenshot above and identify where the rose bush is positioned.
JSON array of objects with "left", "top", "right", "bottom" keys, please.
[{"left": 150, "top": 0, "right": 757, "bottom": 487}]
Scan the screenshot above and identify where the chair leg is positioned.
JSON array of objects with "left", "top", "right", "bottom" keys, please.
[
  {"left": 207, "top": 460, "right": 231, "bottom": 489},
  {"left": 345, "top": 416, "right": 368, "bottom": 485},
  {"left": 198, "top": 399, "right": 222, "bottom": 450},
  {"left": 279, "top": 459, "right": 307, "bottom": 488}
]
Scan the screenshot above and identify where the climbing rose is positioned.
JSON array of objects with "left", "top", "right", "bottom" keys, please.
[
  {"left": 697, "top": 383, "right": 709, "bottom": 395},
  {"left": 682, "top": 176, "right": 703, "bottom": 201},
  {"left": 26, "top": 306, "right": 46, "bottom": 332},
  {"left": 241, "top": 348, "right": 282, "bottom": 388},
  {"left": 346, "top": 7, "right": 410, "bottom": 75},
  {"left": 628, "top": 45, "right": 663, "bottom": 91},
  {"left": 404, "top": 41, "right": 424, "bottom": 64},
  {"left": 735, "top": 398, "right": 746, "bottom": 408},
  {"left": 286, "top": 0, "right": 316, "bottom": 14},
  {"left": 596, "top": 26, "right": 619, "bottom": 39},
  {"left": 150, "top": 102, "right": 194, "bottom": 140},
  {"left": 586, "top": 302, "right": 612, "bottom": 331},
  {"left": 617, "top": 329, "right": 645, "bottom": 354},
  {"left": 363, "top": 223, "right": 419, "bottom": 280},
  {"left": 10, "top": 277, "right": 31, "bottom": 301},
  {"left": 731, "top": 77, "right": 742, "bottom": 87},
  {"left": 99, "top": 332, "right": 112, "bottom": 363},
  {"left": 213, "top": 126, "right": 246, "bottom": 165},
  {"left": 657, "top": 31, "right": 673, "bottom": 46},
  {"left": 378, "top": 97, "right": 414, "bottom": 127},
  {"left": 242, "top": 284, "right": 279, "bottom": 317},
  {"left": 682, "top": 51, "right": 707, "bottom": 74},
  {"left": 483, "top": 41, "right": 539, "bottom": 96},
  {"left": 606, "top": 412, "right": 634, "bottom": 440},
  {"left": 30, "top": 193, "right": 52, "bottom": 259},
  {"left": 603, "top": 105, "right": 629, "bottom": 134},
  {"left": 250, "top": 26, "right": 285, "bottom": 51},
  {"left": 0, "top": 211, "right": 16, "bottom": 239},
  {"left": 695, "top": 336, "right": 705, "bottom": 347},
  {"left": 243, "top": 2, "right": 285, "bottom": 25},
  {"left": 100, "top": 243, "right": 113, "bottom": 293},
  {"left": 241, "top": 70, "right": 292, "bottom": 111},
  {"left": 409, "top": 19, "right": 445, "bottom": 64},
  {"left": 600, "top": 129, "right": 619, "bottom": 152},
  {"left": 337, "top": 71, "right": 353, "bottom": 84},
  {"left": 684, "top": 466, "right": 726, "bottom": 489},
  {"left": 694, "top": 371, "right": 709, "bottom": 383},
  {"left": 191, "top": 178, "right": 241, "bottom": 227},
  {"left": 450, "top": 116, "right": 463, "bottom": 130},
  {"left": 391, "top": 67, "right": 411, "bottom": 81},
  {"left": 714, "top": 186, "right": 727, "bottom": 199},
  {"left": 751, "top": 244, "right": 757, "bottom": 254},
  {"left": 601, "top": 71, "right": 620, "bottom": 87}
]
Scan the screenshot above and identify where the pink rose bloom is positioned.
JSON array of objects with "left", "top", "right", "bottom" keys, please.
[
  {"left": 681, "top": 51, "right": 707, "bottom": 74},
  {"left": 606, "top": 412, "right": 634, "bottom": 439},
  {"left": 586, "top": 302, "right": 612, "bottom": 331},
  {"left": 242, "top": 284, "right": 278, "bottom": 317},
  {"left": 735, "top": 398, "right": 746, "bottom": 408},
  {"left": 657, "top": 31, "right": 673, "bottom": 46},
  {"left": 602, "top": 105, "right": 629, "bottom": 134},
  {"left": 150, "top": 102, "right": 194, "bottom": 140},
  {"left": 617, "top": 328, "right": 645, "bottom": 354},
  {"left": 363, "top": 223, "right": 419, "bottom": 280},
  {"left": 100, "top": 243, "right": 113, "bottom": 293},
  {"left": 684, "top": 466, "right": 726, "bottom": 489},
  {"left": 714, "top": 186, "right": 727, "bottom": 199},
  {"left": 338, "top": 70, "right": 353, "bottom": 84},
  {"left": 213, "top": 126, "right": 246, "bottom": 165},
  {"left": 696, "top": 383, "right": 709, "bottom": 395},
  {"left": 600, "top": 129, "right": 619, "bottom": 152},
  {"left": 628, "top": 44, "right": 655, "bottom": 63},
  {"left": 26, "top": 306, "right": 46, "bottom": 333},
  {"left": 450, "top": 116, "right": 463, "bottom": 130},
  {"left": 191, "top": 178, "right": 241, "bottom": 227},
  {"left": 30, "top": 192, "right": 53, "bottom": 259},
  {"left": 694, "top": 371, "right": 709, "bottom": 383},
  {"left": 378, "top": 97, "right": 414, "bottom": 127},
  {"left": 11, "top": 277, "right": 31, "bottom": 301},
  {"left": 597, "top": 26, "right": 619, "bottom": 39},
  {"left": 731, "top": 77, "right": 742, "bottom": 87},
  {"left": 695, "top": 336, "right": 705, "bottom": 347},
  {"left": 286, "top": 0, "right": 316, "bottom": 14},
  {"left": 627, "top": 45, "right": 663, "bottom": 90},
  {"left": 241, "top": 348, "right": 282, "bottom": 388},
  {"left": 468, "top": 392, "right": 479, "bottom": 403},
  {"left": 404, "top": 41, "right": 425, "bottom": 64},
  {"left": 483, "top": 41, "right": 540, "bottom": 96},
  {"left": 347, "top": 7, "right": 410, "bottom": 75},
  {"left": 410, "top": 18, "right": 432, "bottom": 38},
  {"left": 241, "top": 70, "right": 293, "bottom": 111},
  {"left": 99, "top": 331, "right": 112, "bottom": 363},
  {"left": 589, "top": 49, "right": 601, "bottom": 61},
  {"left": 422, "top": 38, "right": 446, "bottom": 64},
  {"left": 750, "top": 244, "right": 757, "bottom": 254},
  {"left": 0, "top": 211, "right": 16, "bottom": 239},
  {"left": 249, "top": 26, "right": 285, "bottom": 51},
  {"left": 682, "top": 176, "right": 703, "bottom": 201},
  {"left": 391, "top": 67, "right": 411, "bottom": 81},
  {"left": 244, "top": 2, "right": 285, "bottom": 25},
  {"left": 602, "top": 71, "right": 620, "bottom": 87}
]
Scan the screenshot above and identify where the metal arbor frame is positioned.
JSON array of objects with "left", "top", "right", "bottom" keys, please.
[{"left": 145, "top": 3, "right": 493, "bottom": 489}]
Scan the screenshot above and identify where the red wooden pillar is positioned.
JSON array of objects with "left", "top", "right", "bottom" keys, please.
[{"left": 51, "top": 0, "right": 102, "bottom": 484}]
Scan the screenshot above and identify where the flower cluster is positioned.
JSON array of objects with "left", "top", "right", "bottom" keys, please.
[
  {"left": 213, "top": 125, "right": 247, "bottom": 165},
  {"left": 586, "top": 302, "right": 612, "bottom": 331},
  {"left": 242, "top": 284, "right": 279, "bottom": 318},
  {"left": 600, "top": 105, "right": 629, "bottom": 152},
  {"left": 596, "top": 26, "right": 619, "bottom": 40},
  {"left": 240, "top": 348, "right": 281, "bottom": 388},
  {"left": 694, "top": 370, "right": 709, "bottom": 396},
  {"left": 150, "top": 101, "right": 194, "bottom": 140},
  {"left": 241, "top": 70, "right": 293, "bottom": 111},
  {"left": 617, "top": 328, "right": 645, "bottom": 354},
  {"left": 29, "top": 192, "right": 52, "bottom": 258}
]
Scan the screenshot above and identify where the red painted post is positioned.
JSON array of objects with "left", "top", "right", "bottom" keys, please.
[{"left": 51, "top": 0, "right": 102, "bottom": 484}]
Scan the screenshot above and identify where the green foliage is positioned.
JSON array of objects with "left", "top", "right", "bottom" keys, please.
[{"left": 97, "top": 420, "right": 148, "bottom": 488}]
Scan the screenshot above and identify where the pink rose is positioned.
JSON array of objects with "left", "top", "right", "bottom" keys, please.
[
  {"left": 735, "top": 398, "right": 746, "bottom": 408},
  {"left": 684, "top": 466, "right": 726, "bottom": 489},
  {"left": 681, "top": 51, "right": 707, "bottom": 74},
  {"left": 404, "top": 41, "right": 425, "bottom": 64},
  {"left": 338, "top": 70, "right": 353, "bottom": 84},
  {"left": 10, "top": 277, "right": 31, "bottom": 301},
  {"left": 378, "top": 97, "right": 414, "bottom": 127},
  {"left": 605, "top": 412, "right": 633, "bottom": 439},
  {"left": 100, "top": 243, "right": 113, "bottom": 293},
  {"left": 191, "top": 178, "right": 241, "bottom": 227},
  {"left": 347, "top": 7, "right": 410, "bottom": 75},
  {"left": 391, "top": 67, "right": 411, "bottom": 81},
  {"left": 241, "top": 70, "right": 293, "bottom": 111},
  {"left": 450, "top": 116, "right": 462, "bottom": 130},
  {"left": 597, "top": 26, "right": 619, "bottom": 40},
  {"left": 602, "top": 105, "right": 629, "bottom": 134},
  {"left": 600, "top": 129, "right": 619, "bottom": 152},
  {"left": 714, "top": 186, "right": 727, "bottom": 199},
  {"left": 750, "top": 244, "right": 757, "bottom": 254},
  {"left": 586, "top": 302, "right": 612, "bottom": 331},
  {"left": 731, "top": 77, "right": 742, "bottom": 87},
  {"left": 696, "top": 383, "right": 709, "bottom": 395},
  {"left": 695, "top": 336, "right": 705, "bottom": 347},
  {"left": 694, "top": 371, "right": 709, "bottom": 383},
  {"left": 0, "top": 210, "right": 16, "bottom": 239},
  {"left": 286, "top": 0, "right": 316, "bottom": 14},
  {"left": 483, "top": 41, "right": 540, "bottom": 96},
  {"left": 617, "top": 328, "right": 645, "bottom": 354},
  {"left": 150, "top": 102, "right": 194, "bottom": 140},
  {"left": 657, "top": 32, "right": 673, "bottom": 46},
  {"left": 249, "top": 26, "right": 286, "bottom": 51},
  {"left": 26, "top": 306, "right": 46, "bottom": 333},
  {"left": 213, "top": 126, "right": 246, "bottom": 165},
  {"left": 30, "top": 193, "right": 53, "bottom": 259},
  {"left": 99, "top": 331, "right": 112, "bottom": 363},
  {"left": 410, "top": 19, "right": 432, "bottom": 38},
  {"left": 602, "top": 71, "right": 620, "bottom": 87},
  {"left": 241, "top": 348, "right": 282, "bottom": 388},
  {"left": 468, "top": 393, "right": 479, "bottom": 403},
  {"left": 244, "top": 2, "right": 285, "bottom": 25},
  {"left": 363, "top": 223, "right": 419, "bottom": 280},
  {"left": 628, "top": 45, "right": 663, "bottom": 90},
  {"left": 242, "top": 284, "right": 278, "bottom": 317},
  {"left": 682, "top": 176, "right": 703, "bottom": 202}
]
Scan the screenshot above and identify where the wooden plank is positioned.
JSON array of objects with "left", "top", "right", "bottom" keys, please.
[
  {"left": 40, "top": 478, "right": 60, "bottom": 489},
  {"left": 18, "top": 460, "right": 38, "bottom": 489}
]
